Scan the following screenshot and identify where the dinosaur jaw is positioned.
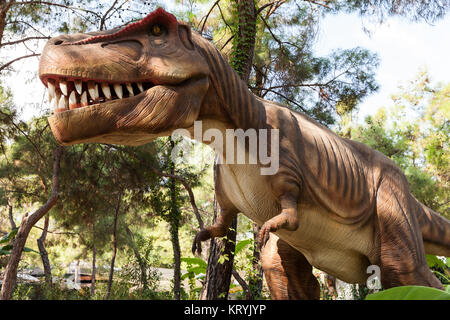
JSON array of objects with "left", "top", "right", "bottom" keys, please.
[
  {"left": 47, "top": 75, "right": 209, "bottom": 146},
  {"left": 41, "top": 75, "right": 157, "bottom": 113}
]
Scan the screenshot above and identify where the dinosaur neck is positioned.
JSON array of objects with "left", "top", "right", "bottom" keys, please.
[{"left": 194, "top": 35, "right": 267, "bottom": 131}]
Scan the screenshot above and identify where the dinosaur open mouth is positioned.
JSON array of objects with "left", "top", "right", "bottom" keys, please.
[{"left": 42, "top": 76, "right": 156, "bottom": 113}]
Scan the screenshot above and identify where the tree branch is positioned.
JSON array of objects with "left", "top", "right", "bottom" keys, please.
[
  {"left": 256, "top": 0, "right": 286, "bottom": 16},
  {"left": 99, "top": 0, "right": 120, "bottom": 31},
  {"left": 199, "top": 0, "right": 221, "bottom": 34},
  {"left": 220, "top": 34, "right": 234, "bottom": 51},
  {"left": 0, "top": 109, "right": 46, "bottom": 160},
  {"left": 114, "top": 147, "right": 204, "bottom": 230},
  {"left": 0, "top": 53, "right": 40, "bottom": 73},
  {"left": 12, "top": 1, "right": 101, "bottom": 18},
  {"left": 0, "top": 145, "right": 62, "bottom": 300},
  {"left": 6, "top": 20, "right": 49, "bottom": 37},
  {"left": 0, "top": 36, "right": 49, "bottom": 47},
  {"left": 146, "top": 165, "right": 204, "bottom": 230},
  {"left": 231, "top": 269, "right": 253, "bottom": 300},
  {"left": 259, "top": 87, "right": 308, "bottom": 112}
]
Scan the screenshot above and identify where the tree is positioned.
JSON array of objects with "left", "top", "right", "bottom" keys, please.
[
  {"left": 342, "top": 71, "right": 449, "bottom": 218},
  {"left": 0, "top": 144, "right": 62, "bottom": 300}
]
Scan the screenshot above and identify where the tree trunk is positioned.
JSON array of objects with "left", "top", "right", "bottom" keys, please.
[
  {"left": 249, "top": 223, "right": 263, "bottom": 298},
  {"left": 169, "top": 222, "right": 181, "bottom": 300},
  {"left": 169, "top": 138, "right": 181, "bottom": 300},
  {"left": 0, "top": 1, "right": 15, "bottom": 47},
  {"left": 125, "top": 226, "right": 148, "bottom": 289},
  {"left": 232, "top": 269, "right": 253, "bottom": 300},
  {"left": 90, "top": 242, "right": 96, "bottom": 296},
  {"left": 230, "top": 0, "right": 257, "bottom": 81},
  {"left": 37, "top": 215, "right": 52, "bottom": 285},
  {"left": 8, "top": 202, "right": 15, "bottom": 230},
  {"left": 201, "top": 0, "right": 257, "bottom": 300},
  {"left": 0, "top": 145, "right": 62, "bottom": 300},
  {"left": 200, "top": 209, "right": 237, "bottom": 300},
  {"left": 105, "top": 193, "right": 122, "bottom": 299}
]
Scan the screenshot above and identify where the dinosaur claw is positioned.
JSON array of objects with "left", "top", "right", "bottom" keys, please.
[
  {"left": 258, "top": 222, "right": 275, "bottom": 250},
  {"left": 192, "top": 236, "right": 202, "bottom": 256},
  {"left": 192, "top": 229, "right": 211, "bottom": 256}
]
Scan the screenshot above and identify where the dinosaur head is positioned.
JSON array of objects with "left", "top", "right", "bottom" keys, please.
[{"left": 39, "top": 8, "right": 210, "bottom": 146}]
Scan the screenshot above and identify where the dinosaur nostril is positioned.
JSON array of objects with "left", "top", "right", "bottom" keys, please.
[{"left": 54, "top": 40, "right": 63, "bottom": 45}]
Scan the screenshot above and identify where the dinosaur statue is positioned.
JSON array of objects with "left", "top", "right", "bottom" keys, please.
[{"left": 39, "top": 8, "right": 450, "bottom": 299}]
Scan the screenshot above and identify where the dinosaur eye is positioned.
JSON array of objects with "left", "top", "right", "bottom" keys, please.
[{"left": 151, "top": 24, "right": 164, "bottom": 36}]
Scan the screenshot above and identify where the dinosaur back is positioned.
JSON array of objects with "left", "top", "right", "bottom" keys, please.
[{"left": 294, "top": 113, "right": 377, "bottom": 223}]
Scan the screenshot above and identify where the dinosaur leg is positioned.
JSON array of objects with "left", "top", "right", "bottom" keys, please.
[
  {"left": 261, "top": 233, "right": 320, "bottom": 300},
  {"left": 192, "top": 206, "right": 237, "bottom": 254},
  {"left": 192, "top": 163, "right": 239, "bottom": 255},
  {"left": 259, "top": 178, "right": 300, "bottom": 247},
  {"left": 374, "top": 176, "right": 443, "bottom": 289}
]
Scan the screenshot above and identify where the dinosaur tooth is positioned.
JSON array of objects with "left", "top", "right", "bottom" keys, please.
[
  {"left": 58, "top": 95, "right": 67, "bottom": 110},
  {"left": 80, "top": 91, "right": 88, "bottom": 107},
  {"left": 69, "top": 90, "right": 77, "bottom": 107},
  {"left": 126, "top": 83, "right": 134, "bottom": 96},
  {"left": 137, "top": 82, "right": 143, "bottom": 93},
  {"left": 113, "top": 84, "right": 123, "bottom": 99},
  {"left": 74, "top": 80, "right": 83, "bottom": 95},
  {"left": 47, "top": 80, "right": 56, "bottom": 102},
  {"left": 88, "top": 81, "right": 99, "bottom": 100},
  {"left": 59, "top": 81, "right": 68, "bottom": 96},
  {"left": 53, "top": 95, "right": 59, "bottom": 109},
  {"left": 55, "top": 90, "right": 61, "bottom": 107},
  {"left": 101, "top": 83, "right": 111, "bottom": 100}
]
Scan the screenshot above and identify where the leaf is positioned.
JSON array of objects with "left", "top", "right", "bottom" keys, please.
[
  {"left": 218, "top": 254, "right": 229, "bottom": 265},
  {"left": 181, "top": 271, "right": 194, "bottom": 281},
  {"left": 0, "top": 228, "right": 18, "bottom": 244},
  {"left": 186, "top": 266, "right": 206, "bottom": 276},
  {"left": 23, "top": 247, "right": 40, "bottom": 254},
  {"left": 181, "top": 257, "right": 207, "bottom": 268},
  {"left": 0, "top": 249, "right": 11, "bottom": 256},
  {"left": 235, "top": 239, "right": 252, "bottom": 255},
  {"left": 366, "top": 286, "right": 450, "bottom": 300},
  {"left": 0, "top": 244, "right": 12, "bottom": 251},
  {"left": 426, "top": 254, "right": 446, "bottom": 269}
]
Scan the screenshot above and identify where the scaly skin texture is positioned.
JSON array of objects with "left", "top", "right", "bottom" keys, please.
[{"left": 39, "top": 8, "right": 450, "bottom": 299}]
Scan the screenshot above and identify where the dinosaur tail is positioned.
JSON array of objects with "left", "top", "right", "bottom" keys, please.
[{"left": 414, "top": 198, "right": 450, "bottom": 257}]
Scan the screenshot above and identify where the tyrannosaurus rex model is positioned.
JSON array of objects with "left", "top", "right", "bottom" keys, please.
[{"left": 39, "top": 8, "right": 450, "bottom": 299}]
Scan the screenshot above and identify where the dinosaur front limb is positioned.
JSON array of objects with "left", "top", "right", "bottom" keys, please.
[
  {"left": 192, "top": 207, "right": 237, "bottom": 255},
  {"left": 259, "top": 194, "right": 299, "bottom": 249}
]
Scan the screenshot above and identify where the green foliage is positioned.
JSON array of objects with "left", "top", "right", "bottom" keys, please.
[
  {"left": 181, "top": 256, "right": 207, "bottom": 299},
  {"left": 336, "top": 0, "right": 449, "bottom": 23},
  {"left": 12, "top": 282, "right": 87, "bottom": 300},
  {"left": 342, "top": 71, "right": 449, "bottom": 218},
  {"left": 0, "top": 227, "right": 39, "bottom": 256},
  {"left": 0, "top": 227, "right": 18, "bottom": 245},
  {"left": 426, "top": 255, "right": 450, "bottom": 285},
  {"left": 117, "top": 234, "right": 165, "bottom": 300},
  {"left": 366, "top": 286, "right": 450, "bottom": 300},
  {"left": 234, "top": 238, "right": 252, "bottom": 255}
]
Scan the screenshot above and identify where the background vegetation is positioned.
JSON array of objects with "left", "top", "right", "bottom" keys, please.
[{"left": 0, "top": 0, "right": 448, "bottom": 300}]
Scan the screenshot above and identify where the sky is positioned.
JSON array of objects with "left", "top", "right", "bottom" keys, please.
[
  {"left": 315, "top": 12, "right": 450, "bottom": 122},
  {"left": 4, "top": 9, "right": 450, "bottom": 123}
]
